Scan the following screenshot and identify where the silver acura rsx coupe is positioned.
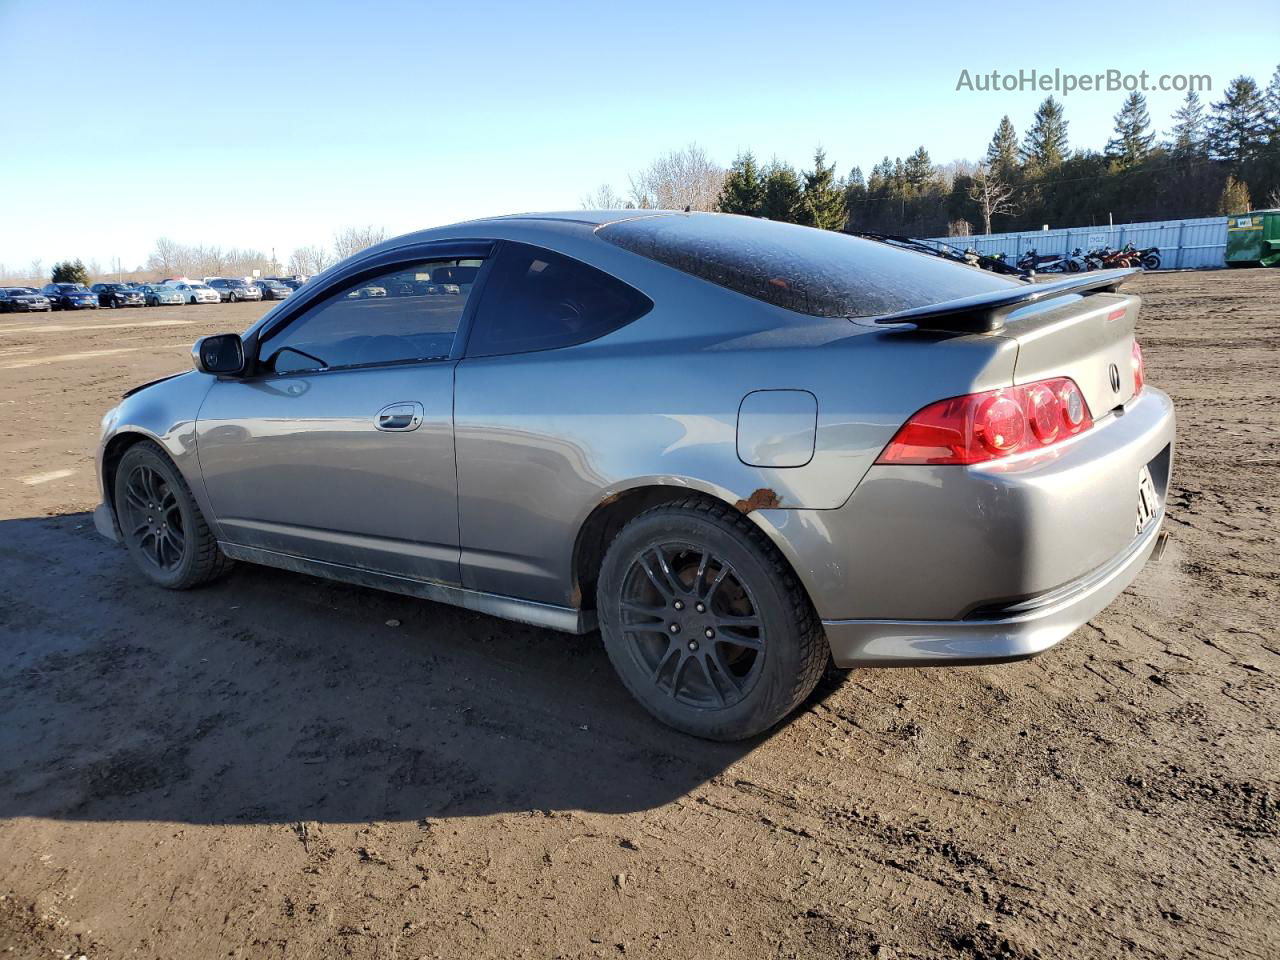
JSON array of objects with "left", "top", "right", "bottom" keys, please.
[{"left": 93, "top": 211, "right": 1174, "bottom": 740}]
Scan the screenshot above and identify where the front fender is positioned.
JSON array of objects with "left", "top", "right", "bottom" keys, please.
[{"left": 97, "top": 371, "right": 218, "bottom": 537}]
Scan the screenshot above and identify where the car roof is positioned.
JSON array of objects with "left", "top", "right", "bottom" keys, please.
[
  {"left": 359, "top": 209, "right": 684, "bottom": 255},
  {"left": 477, "top": 210, "right": 670, "bottom": 227}
]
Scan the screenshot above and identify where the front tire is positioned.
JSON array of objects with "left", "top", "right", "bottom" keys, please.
[
  {"left": 597, "top": 497, "right": 827, "bottom": 740},
  {"left": 113, "top": 442, "right": 231, "bottom": 590}
]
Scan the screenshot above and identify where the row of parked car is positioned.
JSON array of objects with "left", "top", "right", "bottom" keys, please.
[{"left": 0, "top": 276, "right": 308, "bottom": 313}]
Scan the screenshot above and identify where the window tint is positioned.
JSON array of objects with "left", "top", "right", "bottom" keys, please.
[
  {"left": 598, "top": 213, "right": 1019, "bottom": 318},
  {"left": 258, "top": 258, "right": 484, "bottom": 374},
  {"left": 466, "top": 242, "right": 650, "bottom": 358}
]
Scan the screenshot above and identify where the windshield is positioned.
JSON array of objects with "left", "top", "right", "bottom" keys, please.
[
  {"left": 598, "top": 213, "right": 1018, "bottom": 318},
  {"left": 192, "top": 284, "right": 211, "bottom": 290},
  {"left": 5, "top": 288, "right": 34, "bottom": 295},
  {"left": 57, "top": 284, "right": 86, "bottom": 292}
]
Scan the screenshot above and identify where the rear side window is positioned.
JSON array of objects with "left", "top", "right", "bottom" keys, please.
[
  {"left": 598, "top": 213, "right": 1017, "bottom": 318},
  {"left": 465, "top": 242, "right": 651, "bottom": 358}
]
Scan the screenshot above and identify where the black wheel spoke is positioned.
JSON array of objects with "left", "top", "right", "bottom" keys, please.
[
  {"left": 702, "top": 563, "right": 731, "bottom": 603},
  {"left": 694, "top": 656, "right": 725, "bottom": 707},
  {"left": 626, "top": 624, "right": 674, "bottom": 638},
  {"left": 692, "top": 551, "right": 710, "bottom": 595},
  {"left": 650, "top": 644, "right": 680, "bottom": 684},
  {"left": 620, "top": 539, "right": 766, "bottom": 711},
  {"left": 667, "top": 654, "right": 688, "bottom": 698},
  {"left": 707, "top": 648, "right": 743, "bottom": 692},
  {"left": 652, "top": 546, "right": 686, "bottom": 596},
  {"left": 717, "top": 630, "right": 763, "bottom": 650},
  {"left": 637, "top": 555, "right": 676, "bottom": 602},
  {"left": 620, "top": 600, "right": 665, "bottom": 621},
  {"left": 125, "top": 482, "right": 148, "bottom": 511}
]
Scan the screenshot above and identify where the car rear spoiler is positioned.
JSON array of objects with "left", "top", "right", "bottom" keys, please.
[{"left": 871, "top": 268, "right": 1138, "bottom": 334}]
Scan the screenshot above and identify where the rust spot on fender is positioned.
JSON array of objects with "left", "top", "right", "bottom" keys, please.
[
  {"left": 735, "top": 488, "right": 781, "bottom": 514},
  {"left": 568, "top": 583, "right": 583, "bottom": 609}
]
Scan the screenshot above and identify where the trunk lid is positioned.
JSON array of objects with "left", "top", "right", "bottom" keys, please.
[{"left": 999, "top": 292, "right": 1138, "bottom": 418}]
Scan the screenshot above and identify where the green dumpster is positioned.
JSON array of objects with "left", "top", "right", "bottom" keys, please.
[{"left": 1225, "top": 209, "right": 1280, "bottom": 267}]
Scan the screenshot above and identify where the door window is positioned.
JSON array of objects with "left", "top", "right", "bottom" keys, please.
[
  {"left": 258, "top": 258, "right": 485, "bottom": 374},
  {"left": 465, "top": 243, "right": 651, "bottom": 358}
]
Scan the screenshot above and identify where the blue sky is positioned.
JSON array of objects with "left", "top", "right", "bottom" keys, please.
[{"left": 0, "top": 0, "right": 1274, "bottom": 271}]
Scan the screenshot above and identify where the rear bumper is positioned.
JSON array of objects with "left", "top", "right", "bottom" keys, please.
[
  {"left": 823, "top": 516, "right": 1168, "bottom": 667},
  {"left": 757, "top": 385, "right": 1175, "bottom": 666}
]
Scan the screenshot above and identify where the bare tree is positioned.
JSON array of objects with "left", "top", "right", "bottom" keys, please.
[
  {"left": 147, "top": 237, "right": 184, "bottom": 276},
  {"left": 289, "top": 245, "right": 331, "bottom": 276},
  {"left": 332, "top": 225, "right": 388, "bottom": 262},
  {"left": 28, "top": 258, "right": 45, "bottom": 285},
  {"left": 581, "top": 184, "right": 632, "bottom": 209},
  {"left": 628, "top": 144, "right": 725, "bottom": 211},
  {"left": 967, "top": 163, "right": 1018, "bottom": 235}
]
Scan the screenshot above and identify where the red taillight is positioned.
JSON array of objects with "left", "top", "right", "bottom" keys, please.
[
  {"left": 875, "top": 378, "right": 1094, "bottom": 465},
  {"left": 1131, "top": 340, "right": 1145, "bottom": 394}
]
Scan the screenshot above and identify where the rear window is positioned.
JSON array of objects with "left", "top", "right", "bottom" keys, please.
[{"left": 597, "top": 213, "right": 1017, "bottom": 318}]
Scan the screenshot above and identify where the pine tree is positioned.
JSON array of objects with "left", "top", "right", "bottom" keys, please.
[
  {"left": 1217, "top": 175, "right": 1252, "bottom": 214},
  {"left": 1167, "top": 91, "right": 1207, "bottom": 158},
  {"left": 867, "top": 157, "right": 893, "bottom": 193},
  {"left": 903, "top": 146, "right": 935, "bottom": 191},
  {"left": 841, "top": 166, "right": 866, "bottom": 228},
  {"left": 1021, "top": 97, "right": 1070, "bottom": 169},
  {"left": 1106, "top": 92, "right": 1155, "bottom": 168},
  {"left": 717, "top": 151, "right": 765, "bottom": 215},
  {"left": 760, "top": 160, "right": 803, "bottom": 223},
  {"left": 985, "top": 116, "right": 1020, "bottom": 179},
  {"left": 798, "top": 149, "right": 847, "bottom": 230},
  {"left": 1207, "top": 76, "right": 1269, "bottom": 166},
  {"left": 51, "top": 259, "right": 89, "bottom": 285},
  {"left": 1265, "top": 64, "right": 1280, "bottom": 141}
]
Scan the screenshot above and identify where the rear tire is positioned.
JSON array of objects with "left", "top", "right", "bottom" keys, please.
[
  {"left": 113, "top": 442, "right": 232, "bottom": 590},
  {"left": 597, "top": 497, "right": 827, "bottom": 740}
]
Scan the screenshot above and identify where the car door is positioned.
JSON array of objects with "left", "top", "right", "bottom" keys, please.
[
  {"left": 453, "top": 241, "right": 654, "bottom": 604},
  {"left": 194, "top": 244, "right": 491, "bottom": 583}
]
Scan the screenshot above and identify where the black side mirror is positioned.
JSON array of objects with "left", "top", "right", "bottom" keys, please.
[{"left": 192, "top": 334, "right": 245, "bottom": 375}]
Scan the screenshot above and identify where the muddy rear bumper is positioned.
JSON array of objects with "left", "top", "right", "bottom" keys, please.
[{"left": 821, "top": 515, "right": 1168, "bottom": 667}]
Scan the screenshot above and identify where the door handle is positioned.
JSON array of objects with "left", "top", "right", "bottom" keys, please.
[{"left": 375, "top": 401, "right": 424, "bottom": 432}]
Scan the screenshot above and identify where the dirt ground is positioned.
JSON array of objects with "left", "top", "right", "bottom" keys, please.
[{"left": 0, "top": 271, "right": 1276, "bottom": 960}]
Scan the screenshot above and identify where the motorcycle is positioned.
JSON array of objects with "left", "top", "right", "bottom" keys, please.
[
  {"left": 1016, "top": 248, "right": 1069, "bottom": 273},
  {"left": 1133, "top": 245, "right": 1161, "bottom": 270},
  {"left": 1060, "top": 248, "right": 1090, "bottom": 273}
]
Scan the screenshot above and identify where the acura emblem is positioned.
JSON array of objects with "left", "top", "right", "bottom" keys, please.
[{"left": 1108, "top": 363, "right": 1121, "bottom": 392}]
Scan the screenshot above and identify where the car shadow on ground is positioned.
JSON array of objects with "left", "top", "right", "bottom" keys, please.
[{"left": 0, "top": 513, "right": 837, "bottom": 825}]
